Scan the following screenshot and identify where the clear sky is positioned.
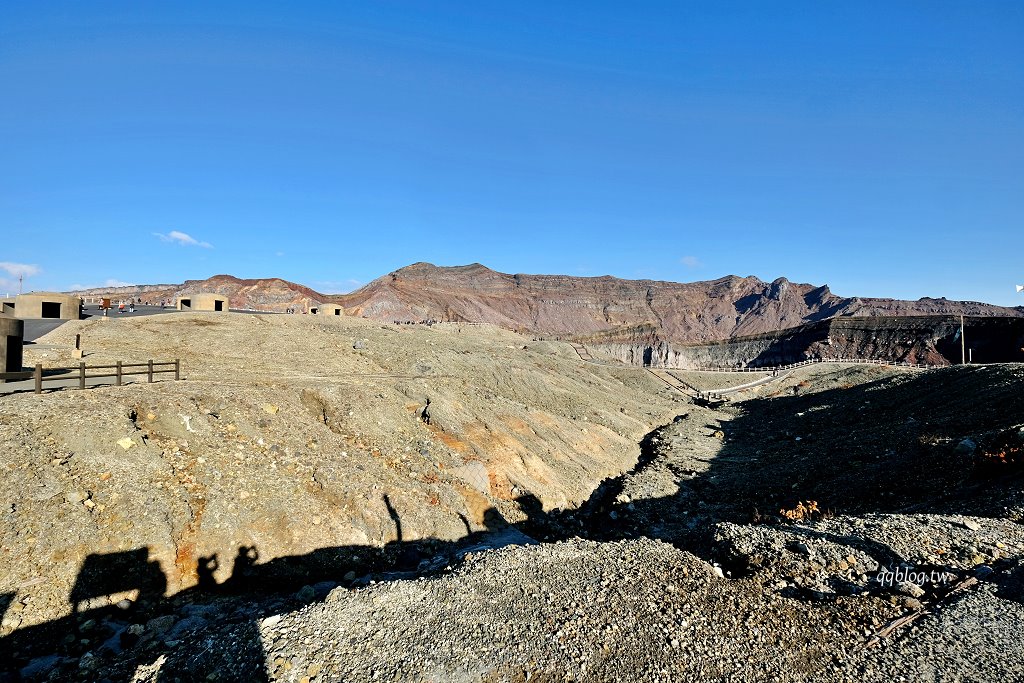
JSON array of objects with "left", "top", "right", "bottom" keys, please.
[{"left": 1, "top": 2, "right": 1022, "bottom": 304}]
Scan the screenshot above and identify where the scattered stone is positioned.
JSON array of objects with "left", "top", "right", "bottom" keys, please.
[
  {"left": 896, "top": 582, "right": 926, "bottom": 599},
  {"left": 146, "top": 615, "right": 176, "bottom": 635},
  {"left": 793, "top": 541, "right": 813, "bottom": 556},
  {"left": 961, "top": 518, "right": 981, "bottom": 532},
  {"left": 954, "top": 438, "right": 977, "bottom": 456}
]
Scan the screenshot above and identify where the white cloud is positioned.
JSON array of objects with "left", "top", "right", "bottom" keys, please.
[
  {"left": 0, "top": 261, "right": 41, "bottom": 278},
  {"left": 0, "top": 262, "right": 41, "bottom": 294},
  {"left": 316, "top": 279, "right": 363, "bottom": 293},
  {"left": 67, "top": 279, "right": 136, "bottom": 291},
  {"left": 153, "top": 230, "right": 213, "bottom": 248},
  {"left": 680, "top": 255, "right": 702, "bottom": 268}
]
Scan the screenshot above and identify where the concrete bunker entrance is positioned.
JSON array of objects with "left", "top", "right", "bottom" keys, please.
[
  {"left": 41, "top": 302, "right": 62, "bottom": 319},
  {"left": 180, "top": 299, "right": 192, "bottom": 310},
  {"left": 214, "top": 300, "right": 224, "bottom": 312},
  {"left": 1, "top": 317, "right": 25, "bottom": 379},
  {"left": 5, "top": 335, "right": 23, "bottom": 373}
]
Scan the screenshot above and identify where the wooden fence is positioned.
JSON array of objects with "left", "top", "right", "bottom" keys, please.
[{"left": 1, "top": 359, "right": 181, "bottom": 394}]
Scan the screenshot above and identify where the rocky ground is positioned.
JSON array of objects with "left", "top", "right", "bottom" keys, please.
[{"left": 2, "top": 313, "right": 1023, "bottom": 681}]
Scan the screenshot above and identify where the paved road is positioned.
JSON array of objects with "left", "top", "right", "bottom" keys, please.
[
  {"left": 713, "top": 370, "right": 792, "bottom": 396},
  {"left": 82, "top": 304, "right": 177, "bottom": 319},
  {"left": 0, "top": 374, "right": 171, "bottom": 396},
  {"left": 22, "top": 305, "right": 178, "bottom": 342},
  {"left": 569, "top": 343, "right": 777, "bottom": 398},
  {"left": 22, "top": 320, "right": 69, "bottom": 343}
]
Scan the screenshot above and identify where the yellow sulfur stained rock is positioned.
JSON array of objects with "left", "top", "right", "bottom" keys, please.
[{"left": 117, "top": 438, "right": 135, "bottom": 450}]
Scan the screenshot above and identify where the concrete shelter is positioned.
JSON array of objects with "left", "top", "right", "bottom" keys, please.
[
  {"left": 176, "top": 294, "right": 229, "bottom": 312},
  {"left": 7, "top": 292, "right": 82, "bottom": 320}
]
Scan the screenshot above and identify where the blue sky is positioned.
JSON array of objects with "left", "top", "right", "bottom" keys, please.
[{"left": 1, "top": 2, "right": 1021, "bottom": 304}]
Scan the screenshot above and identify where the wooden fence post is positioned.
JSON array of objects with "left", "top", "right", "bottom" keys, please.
[
  {"left": 148, "top": 360, "right": 154, "bottom": 383},
  {"left": 175, "top": 359, "right": 180, "bottom": 381},
  {"left": 116, "top": 361, "right": 122, "bottom": 386},
  {"left": 34, "top": 364, "right": 42, "bottom": 394},
  {"left": 79, "top": 362, "right": 86, "bottom": 390}
]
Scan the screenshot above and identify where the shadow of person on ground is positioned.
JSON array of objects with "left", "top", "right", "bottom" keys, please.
[
  {"left": 3, "top": 367, "right": 1022, "bottom": 680},
  {"left": 0, "top": 495, "right": 526, "bottom": 681},
  {"left": 0, "top": 593, "right": 13, "bottom": 627}
]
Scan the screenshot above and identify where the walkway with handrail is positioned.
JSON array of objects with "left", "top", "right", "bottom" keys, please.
[{"left": 568, "top": 342, "right": 932, "bottom": 399}]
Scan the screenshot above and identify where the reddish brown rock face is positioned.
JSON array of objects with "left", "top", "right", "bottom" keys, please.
[
  {"left": 68, "top": 263, "right": 1023, "bottom": 342},
  {"left": 338, "top": 262, "right": 1022, "bottom": 344}
]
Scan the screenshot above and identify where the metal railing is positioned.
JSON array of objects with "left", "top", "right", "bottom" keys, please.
[
  {"left": 678, "top": 357, "right": 932, "bottom": 373},
  {"left": 571, "top": 340, "right": 934, "bottom": 373}
]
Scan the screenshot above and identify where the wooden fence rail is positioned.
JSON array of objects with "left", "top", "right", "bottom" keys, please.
[{"left": 1, "top": 359, "right": 180, "bottom": 394}]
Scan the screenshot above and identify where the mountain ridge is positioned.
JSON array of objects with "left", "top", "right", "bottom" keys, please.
[
  {"left": 68, "top": 263, "right": 1023, "bottom": 344},
  {"left": 336, "top": 262, "right": 1023, "bottom": 343}
]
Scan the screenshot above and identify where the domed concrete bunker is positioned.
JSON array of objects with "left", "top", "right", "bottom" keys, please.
[
  {"left": 176, "top": 294, "right": 229, "bottom": 312},
  {"left": 310, "top": 303, "right": 344, "bottom": 316},
  {"left": 5, "top": 292, "right": 82, "bottom": 320}
]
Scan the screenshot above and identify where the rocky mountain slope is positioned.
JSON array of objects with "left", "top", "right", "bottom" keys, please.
[
  {"left": 69, "top": 263, "right": 1023, "bottom": 342},
  {"left": 338, "top": 263, "right": 1023, "bottom": 343},
  {"left": 69, "top": 275, "right": 326, "bottom": 313}
]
